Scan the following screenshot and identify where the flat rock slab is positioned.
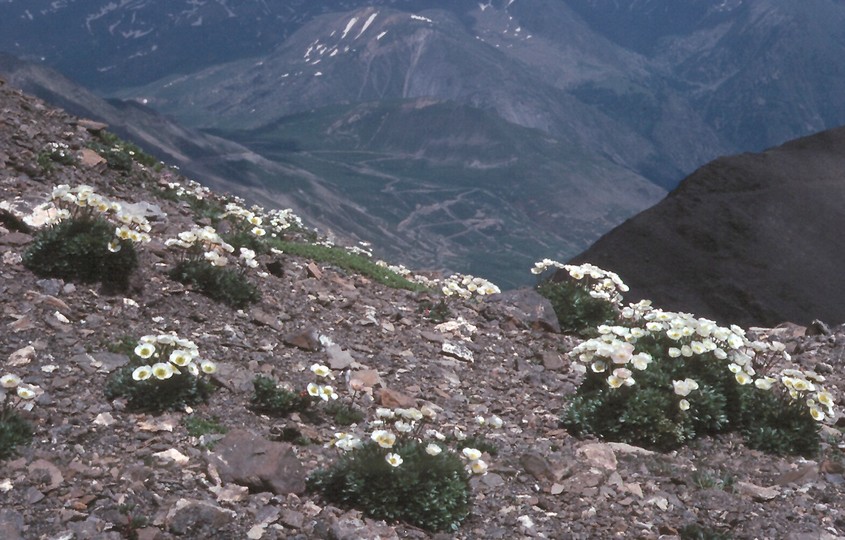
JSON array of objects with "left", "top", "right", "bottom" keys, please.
[{"left": 206, "top": 430, "right": 306, "bottom": 495}]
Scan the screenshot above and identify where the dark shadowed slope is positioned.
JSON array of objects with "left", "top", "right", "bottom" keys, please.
[{"left": 571, "top": 126, "right": 845, "bottom": 327}]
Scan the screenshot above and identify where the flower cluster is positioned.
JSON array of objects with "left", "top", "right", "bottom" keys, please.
[
  {"left": 38, "top": 141, "right": 77, "bottom": 168},
  {"left": 532, "top": 259, "right": 628, "bottom": 306},
  {"left": 374, "top": 261, "right": 440, "bottom": 288},
  {"left": 165, "top": 225, "right": 257, "bottom": 268},
  {"left": 328, "top": 403, "right": 499, "bottom": 476},
  {"left": 1, "top": 373, "right": 39, "bottom": 416},
  {"left": 306, "top": 363, "right": 339, "bottom": 402},
  {"left": 42, "top": 184, "right": 152, "bottom": 251},
  {"left": 570, "top": 302, "right": 836, "bottom": 421},
  {"left": 130, "top": 333, "right": 217, "bottom": 382},
  {"left": 163, "top": 178, "right": 213, "bottom": 201},
  {"left": 440, "top": 273, "right": 501, "bottom": 299},
  {"left": 223, "top": 202, "right": 304, "bottom": 239}
]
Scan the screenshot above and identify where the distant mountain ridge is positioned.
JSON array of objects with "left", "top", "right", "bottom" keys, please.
[
  {"left": 3, "top": 0, "right": 845, "bottom": 290},
  {"left": 572, "top": 125, "right": 845, "bottom": 327}
]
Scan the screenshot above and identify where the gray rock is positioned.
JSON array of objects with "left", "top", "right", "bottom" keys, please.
[
  {"left": 0, "top": 509, "right": 25, "bottom": 540},
  {"left": 166, "top": 498, "right": 235, "bottom": 536},
  {"left": 284, "top": 327, "right": 321, "bottom": 352},
  {"left": 206, "top": 430, "right": 306, "bottom": 495},
  {"left": 486, "top": 288, "right": 560, "bottom": 333}
]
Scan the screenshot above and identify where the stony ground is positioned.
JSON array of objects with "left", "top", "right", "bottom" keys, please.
[{"left": 2, "top": 79, "right": 845, "bottom": 540}]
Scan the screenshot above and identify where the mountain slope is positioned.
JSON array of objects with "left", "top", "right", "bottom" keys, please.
[
  {"left": 0, "top": 53, "right": 664, "bottom": 287},
  {"left": 571, "top": 126, "right": 845, "bottom": 327}
]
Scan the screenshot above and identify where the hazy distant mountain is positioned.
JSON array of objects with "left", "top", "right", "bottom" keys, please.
[
  {"left": 1, "top": 53, "right": 664, "bottom": 287},
  {"left": 571, "top": 126, "right": 845, "bottom": 327},
  {"left": 3, "top": 0, "right": 845, "bottom": 290}
]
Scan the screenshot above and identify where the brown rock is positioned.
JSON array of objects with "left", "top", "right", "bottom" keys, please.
[
  {"left": 306, "top": 262, "right": 323, "bottom": 279},
  {"left": 578, "top": 443, "right": 618, "bottom": 471},
  {"left": 541, "top": 350, "right": 566, "bottom": 371},
  {"left": 378, "top": 387, "right": 416, "bottom": 408},
  {"left": 326, "top": 344, "right": 354, "bottom": 370},
  {"left": 284, "top": 327, "right": 321, "bottom": 351},
  {"left": 735, "top": 481, "right": 779, "bottom": 501},
  {"left": 78, "top": 147, "right": 106, "bottom": 168},
  {"left": 520, "top": 452, "right": 556, "bottom": 482},
  {"left": 28, "top": 459, "right": 64, "bottom": 492},
  {"left": 206, "top": 430, "right": 306, "bottom": 495}
]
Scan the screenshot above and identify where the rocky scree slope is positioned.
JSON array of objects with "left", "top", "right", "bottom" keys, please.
[
  {"left": 572, "top": 126, "right": 845, "bottom": 328},
  {"left": 2, "top": 81, "right": 845, "bottom": 539}
]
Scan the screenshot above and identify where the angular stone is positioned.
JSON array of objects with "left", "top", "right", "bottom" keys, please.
[
  {"left": 78, "top": 147, "right": 106, "bottom": 168},
  {"left": 250, "top": 308, "right": 281, "bottom": 330},
  {"left": 326, "top": 344, "right": 354, "bottom": 370},
  {"left": 206, "top": 430, "right": 306, "bottom": 495},
  {"left": 735, "top": 481, "right": 779, "bottom": 501},
  {"left": 284, "top": 327, "right": 321, "bottom": 352},
  {"left": 166, "top": 498, "right": 235, "bottom": 535},
  {"left": 0, "top": 232, "right": 32, "bottom": 246},
  {"left": 348, "top": 369, "right": 382, "bottom": 391},
  {"left": 442, "top": 342, "right": 473, "bottom": 362},
  {"left": 578, "top": 443, "right": 618, "bottom": 471},
  {"left": 520, "top": 452, "right": 556, "bottom": 482},
  {"left": 541, "top": 351, "right": 566, "bottom": 371},
  {"left": 378, "top": 387, "right": 416, "bottom": 408},
  {"left": 487, "top": 288, "right": 561, "bottom": 333},
  {"left": 28, "top": 459, "right": 64, "bottom": 492}
]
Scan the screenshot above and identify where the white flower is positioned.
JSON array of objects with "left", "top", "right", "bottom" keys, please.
[
  {"left": 132, "top": 366, "right": 152, "bottom": 381},
  {"left": 107, "top": 240, "right": 121, "bottom": 253},
  {"left": 425, "top": 443, "right": 442, "bottom": 456},
  {"left": 679, "top": 399, "right": 690, "bottom": 411},
  {"left": 310, "top": 364, "right": 333, "bottom": 378},
  {"left": 319, "top": 385, "right": 338, "bottom": 401},
  {"left": 385, "top": 453, "right": 403, "bottom": 467},
  {"left": 151, "top": 362, "right": 174, "bottom": 380},
  {"left": 371, "top": 430, "right": 396, "bottom": 448},
  {"left": 420, "top": 405, "right": 437, "bottom": 419},
  {"left": 0, "top": 374, "right": 21, "bottom": 388},
  {"left": 16, "top": 385, "right": 37, "bottom": 400},
  {"left": 307, "top": 383, "right": 320, "bottom": 397},
  {"left": 810, "top": 407, "right": 825, "bottom": 422},
  {"left": 462, "top": 448, "right": 482, "bottom": 461},
  {"left": 469, "top": 459, "right": 488, "bottom": 475},
  {"left": 754, "top": 377, "right": 775, "bottom": 390},
  {"left": 134, "top": 343, "right": 156, "bottom": 359},
  {"left": 169, "top": 350, "right": 193, "bottom": 367},
  {"left": 394, "top": 421, "right": 414, "bottom": 433},
  {"left": 375, "top": 407, "right": 395, "bottom": 419},
  {"left": 606, "top": 375, "right": 624, "bottom": 388},
  {"left": 734, "top": 372, "right": 752, "bottom": 385},
  {"left": 488, "top": 415, "right": 504, "bottom": 429},
  {"left": 200, "top": 360, "right": 217, "bottom": 374}
]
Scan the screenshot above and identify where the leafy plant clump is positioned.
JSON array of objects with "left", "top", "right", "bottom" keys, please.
[
  {"left": 165, "top": 223, "right": 262, "bottom": 309},
  {"left": 533, "top": 259, "right": 835, "bottom": 456},
  {"left": 184, "top": 415, "right": 228, "bottom": 438},
  {"left": 105, "top": 334, "right": 217, "bottom": 413},
  {"left": 269, "top": 239, "right": 430, "bottom": 292},
  {"left": 169, "top": 260, "right": 260, "bottom": 309},
  {"left": 24, "top": 217, "right": 138, "bottom": 292},
  {"left": 87, "top": 130, "right": 160, "bottom": 173},
  {"left": 22, "top": 184, "right": 152, "bottom": 292},
  {"left": 532, "top": 261, "right": 624, "bottom": 335},
  {"left": 303, "top": 364, "right": 498, "bottom": 532},
  {"left": 0, "top": 374, "right": 39, "bottom": 460},
  {"left": 250, "top": 376, "right": 310, "bottom": 417},
  {"left": 37, "top": 141, "right": 77, "bottom": 174},
  {"left": 307, "top": 440, "right": 473, "bottom": 532}
]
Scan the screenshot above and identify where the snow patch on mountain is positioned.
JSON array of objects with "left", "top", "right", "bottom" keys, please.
[{"left": 356, "top": 12, "right": 378, "bottom": 39}]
